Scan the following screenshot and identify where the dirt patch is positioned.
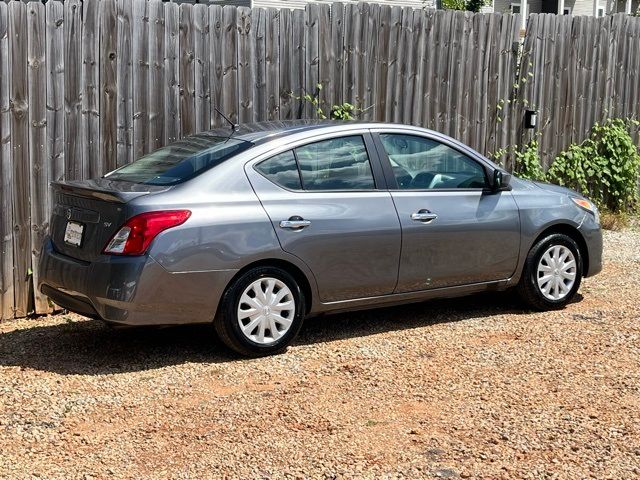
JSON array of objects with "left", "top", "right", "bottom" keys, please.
[{"left": 1, "top": 230, "right": 639, "bottom": 479}]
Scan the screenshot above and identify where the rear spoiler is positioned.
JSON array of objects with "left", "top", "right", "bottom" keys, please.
[{"left": 52, "top": 180, "right": 169, "bottom": 204}]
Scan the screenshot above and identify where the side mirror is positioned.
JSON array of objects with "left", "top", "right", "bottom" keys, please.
[{"left": 491, "top": 170, "right": 511, "bottom": 192}]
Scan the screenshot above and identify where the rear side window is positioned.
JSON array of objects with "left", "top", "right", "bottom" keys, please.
[
  {"left": 255, "top": 151, "right": 302, "bottom": 190},
  {"left": 104, "top": 135, "right": 251, "bottom": 186},
  {"left": 255, "top": 135, "right": 376, "bottom": 192},
  {"left": 294, "top": 136, "right": 375, "bottom": 191}
]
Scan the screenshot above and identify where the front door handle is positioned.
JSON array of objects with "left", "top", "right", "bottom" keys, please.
[
  {"left": 279, "top": 216, "right": 311, "bottom": 230},
  {"left": 411, "top": 210, "right": 438, "bottom": 223}
]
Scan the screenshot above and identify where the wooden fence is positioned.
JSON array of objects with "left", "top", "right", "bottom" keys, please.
[
  {"left": 0, "top": 1, "right": 638, "bottom": 320},
  {"left": 516, "top": 13, "right": 640, "bottom": 167}
]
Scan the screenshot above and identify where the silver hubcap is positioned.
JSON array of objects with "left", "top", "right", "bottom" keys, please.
[
  {"left": 537, "top": 245, "right": 577, "bottom": 301},
  {"left": 237, "top": 277, "right": 295, "bottom": 345}
]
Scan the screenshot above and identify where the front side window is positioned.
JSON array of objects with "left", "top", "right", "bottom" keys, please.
[
  {"left": 294, "top": 136, "right": 375, "bottom": 191},
  {"left": 105, "top": 135, "right": 251, "bottom": 185},
  {"left": 379, "top": 134, "right": 487, "bottom": 190}
]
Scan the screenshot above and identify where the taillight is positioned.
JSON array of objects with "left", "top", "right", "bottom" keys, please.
[{"left": 103, "top": 210, "right": 191, "bottom": 256}]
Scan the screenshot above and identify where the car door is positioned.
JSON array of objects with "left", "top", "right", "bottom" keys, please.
[
  {"left": 373, "top": 130, "right": 521, "bottom": 293},
  {"left": 245, "top": 132, "right": 402, "bottom": 303}
]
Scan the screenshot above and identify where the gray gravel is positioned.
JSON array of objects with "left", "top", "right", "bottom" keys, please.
[{"left": 1, "top": 229, "right": 639, "bottom": 479}]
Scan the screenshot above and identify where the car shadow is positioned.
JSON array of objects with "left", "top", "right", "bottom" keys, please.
[{"left": 0, "top": 291, "right": 581, "bottom": 376}]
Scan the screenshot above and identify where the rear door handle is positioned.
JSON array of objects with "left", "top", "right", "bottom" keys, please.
[
  {"left": 279, "top": 216, "right": 311, "bottom": 230},
  {"left": 411, "top": 210, "right": 438, "bottom": 223}
]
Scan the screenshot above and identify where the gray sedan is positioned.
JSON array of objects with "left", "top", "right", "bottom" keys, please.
[{"left": 39, "top": 121, "right": 602, "bottom": 356}]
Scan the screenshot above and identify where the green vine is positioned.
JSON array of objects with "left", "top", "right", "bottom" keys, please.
[
  {"left": 546, "top": 118, "right": 640, "bottom": 212},
  {"left": 440, "top": 0, "right": 489, "bottom": 12},
  {"left": 513, "top": 140, "right": 546, "bottom": 181},
  {"left": 492, "top": 118, "right": 640, "bottom": 213},
  {"left": 292, "top": 84, "right": 369, "bottom": 120}
]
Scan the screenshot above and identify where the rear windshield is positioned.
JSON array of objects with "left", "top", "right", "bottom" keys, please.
[{"left": 104, "top": 135, "right": 252, "bottom": 185}]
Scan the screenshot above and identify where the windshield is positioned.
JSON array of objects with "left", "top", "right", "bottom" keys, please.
[{"left": 104, "top": 135, "right": 251, "bottom": 185}]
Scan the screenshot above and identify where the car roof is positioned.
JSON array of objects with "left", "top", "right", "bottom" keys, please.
[{"left": 199, "top": 119, "right": 385, "bottom": 145}]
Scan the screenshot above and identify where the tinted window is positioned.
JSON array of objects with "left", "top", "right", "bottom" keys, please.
[
  {"left": 380, "top": 134, "right": 487, "bottom": 190},
  {"left": 104, "top": 135, "right": 251, "bottom": 185},
  {"left": 255, "top": 151, "right": 302, "bottom": 190},
  {"left": 295, "top": 136, "right": 375, "bottom": 191}
]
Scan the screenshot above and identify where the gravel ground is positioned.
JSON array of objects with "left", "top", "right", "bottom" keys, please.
[{"left": 1, "top": 229, "right": 639, "bottom": 480}]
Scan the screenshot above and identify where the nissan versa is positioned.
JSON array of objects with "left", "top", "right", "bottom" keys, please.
[{"left": 39, "top": 121, "right": 603, "bottom": 356}]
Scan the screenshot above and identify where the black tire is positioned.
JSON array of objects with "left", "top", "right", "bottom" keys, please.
[
  {"left": 214, "top": 266, "right": 306, "bottom": 357},
  {"left": 517, "top": 233, "right": 583, "bottom": 311}
]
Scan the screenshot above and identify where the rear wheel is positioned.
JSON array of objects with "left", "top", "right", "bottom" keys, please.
[
  {"left": 517, "top": 233, "right": 583, "bottom": 310},
  {"left": 214, "top": 267, "right": 305, "bottom": 357}
]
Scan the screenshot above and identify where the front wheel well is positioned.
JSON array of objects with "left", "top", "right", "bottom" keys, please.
[
  {"left": 532, "top": 224, "right": 589, "bottom": 274},
  {"left": 224, "top": 259, "right": 314, "bottom": 314}
]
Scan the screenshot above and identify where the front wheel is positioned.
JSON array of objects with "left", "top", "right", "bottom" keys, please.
[
  {"left": 214, "top": 267, "right": 306, "bottom": 357},
  {"left": 517, "top": 233, "right": 583, "bottom": 310}
]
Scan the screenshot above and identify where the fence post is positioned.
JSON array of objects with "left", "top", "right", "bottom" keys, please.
[{"left": 27, "top": 1, "right": 51, "bottom": 315}]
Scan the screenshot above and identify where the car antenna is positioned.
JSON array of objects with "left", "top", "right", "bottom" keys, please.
[{"left": 214, "top": 107, "right": 238, "bottom": 132}]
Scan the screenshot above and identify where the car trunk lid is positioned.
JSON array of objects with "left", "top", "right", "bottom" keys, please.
[{"left": 50, "top": 179, "right": 169, "bottom": 262}]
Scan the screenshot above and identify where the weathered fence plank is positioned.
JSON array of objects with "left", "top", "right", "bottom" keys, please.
[
  {"left": 304, "top": 3, "right": 319, "bottom": 118},
  {"left": 476, "top": 15, "right": 492, "bottom": 153},
  {"left": 455, "top": 12, "right": 471, "bottom": 144},
  {"left": 64, "top": 0, "right": 82, "bottom": 179},
  {"left": 116, "top": 0, "right": 133, "bottom": 167},
  {"left": 329, "top": 2, "right": 345, "bottom": 110},
  {"left": 422, "top": 9, "right": 440, "bottom": 131},
  {"left": 0, "top": 2, "right": 14, "bottom": 320},
  {"left": 179, "top": 3, "right": 195, "bottom": 137},
  {"left": 237, "top": 7, "right": 253, "bottom": 123},
  {"left": 164, "top": 1, "right": 180, "bottom": 142},
  {"left": 291, "top": 8, "right": 305, "bottom": 118},
  {"left": 316, "top": 4, "right": 330, "bottom": 117},
  {"left": 209, "top": 4, "right": 223, "bottom": 128},
  {"left": 631, "top": 18, "right": 640, "bottom": 129},
  {"left": 221, "top": 5, "right": 238, "bottom": 124},
  {"left": 362, "top": 3, "right": 378, "bottom": 121},
  {"left": 82, "top": 0, "right": 100, "bottom": 177},
  {"left": 100, "top": 0, "right": 118, "bottom": 173},
  {"left": 374, "top": 5, "right": 390, "bottom": 121},
  {"left": 409, "top": 8, "right": 427, "bottom": 126},
  {"left": 252, "top": 7, "right": 267, "bottom": 122},
  {"left": 46, "top": 1, "right": 65, "bottom": 186},
  {"left": 569, "top": 15, "right": 587, "bottom": 144},
  {"left": 27, "top": 1, "right": 50, "bottom": 315},
  {"left": 442, "top": 10, "right": 461, "bottom": 138},
  {"left": 194, "top": 3, "right": 210, "bottom": 132},
  {"left": 265, "top": 7, "right": 280, "bottom": 121},
  {"left": 343, "top": 3, "right": 359, "bottom": 112},
  {"left": 132, "top": 0, "right": 149, "bottom": 158},
  {"left": 8, "top": 1, "right": 30, "bottom": 318},
  {"left": 148, "top": 0, "right": 165, "bottom": 150},
  {"left": 399, "top": 6, "right": 415, "bottom": 125},
  {"left": 278, "top": 7, "right": 293, "bottom": 119}
]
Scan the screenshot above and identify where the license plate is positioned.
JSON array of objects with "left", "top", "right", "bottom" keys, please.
[{"left": 64, "top": 221, "right": 84, "bottom": 247}]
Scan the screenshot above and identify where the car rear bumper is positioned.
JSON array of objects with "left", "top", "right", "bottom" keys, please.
[{"left": 38, "top": 237, "right": 237, "bottom": 325}]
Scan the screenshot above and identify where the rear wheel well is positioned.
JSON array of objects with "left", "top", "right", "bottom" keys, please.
[
  {"left": 533, "top": 224, "right": 589, "bottom": 274},
  {"left": 226, "top": 259, "right": 313, "bottom": 314}
]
